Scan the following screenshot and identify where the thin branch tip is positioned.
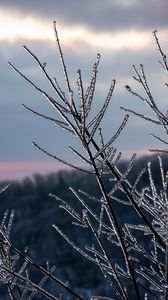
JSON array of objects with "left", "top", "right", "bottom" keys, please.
[{"left": 153, "top": 29, "right": 158, "bottom": 35}]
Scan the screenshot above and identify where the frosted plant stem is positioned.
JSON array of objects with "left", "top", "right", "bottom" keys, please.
[
  {"left": 0, "top": 237, "right": 85, "bottom": 300},
  {"left": 153, "top": 30, "right": 168, "bottom": 72},
  {"left": 85, "top": 143, "right": 141, "bottom": 299},
  {"left": 9, "top": 25, "right": 168, "bottom": 298},
  {"left": 86, "top": 128, "right": 166, "bottom": 249},
  {"left": 23, "top": 46, "right": 67, "bottom": 104},
  {"left": 53, "top": 21, "right": 80, "bottom": 123},
  {"left": 164, "top": 203, "right": 168, "bottom": 299},
  {"left": 0, "top": 264, "right": 59, "bottom": 300},
  {"left": 7, "top": 284, "right": 16, "bottom": 300},
  {"left": 85, "top": 214, "right": 129, "bottom": 300},
  {"left": 23, "top": 44, "right": 82, "bottom": 137}
]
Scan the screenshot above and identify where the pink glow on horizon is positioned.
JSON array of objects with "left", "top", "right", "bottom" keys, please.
[
  {"left": 123, "top": 148, "right": 152, "bottom": 158},
  {"left": 0, "top": 150, "right": 155, "bottom": 182},
  {"left": 0, "top": 161, "right": 70, "bottom": 181}
]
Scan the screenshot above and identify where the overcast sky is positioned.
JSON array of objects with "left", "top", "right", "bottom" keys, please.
[{"left": 0, "top": 0, "right": 168, "bottom": 180}]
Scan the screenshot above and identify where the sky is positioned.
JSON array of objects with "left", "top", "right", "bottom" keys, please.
[{"left": 0, "top": 0, "right": 168, "bottom": 180}]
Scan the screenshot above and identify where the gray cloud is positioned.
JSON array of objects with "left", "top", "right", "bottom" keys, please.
[
  {"left": 0, "top": 1, "right": 167, "bottom": 179},
  {"left": 0, "top": 0, "right": 168, "bottom": 33},
  {"left": 1, "top": 37, "right": 166, "bottom": 163}
]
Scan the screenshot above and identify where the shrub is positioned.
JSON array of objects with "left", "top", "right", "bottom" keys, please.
[{"left": 1, "top": 24, "right": 168, "bottom": 299}]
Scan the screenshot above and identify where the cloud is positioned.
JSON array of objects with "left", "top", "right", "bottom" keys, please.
[
  {"left": 0, "top": 1, "right": 167, "bottom": 180},
  {"left": 1, "top": 34, "right": 167, "bottom": 159},
  {"left": 0, "top": 0, "right": 168, "bottom": 33},
  {"left": 0, "top": 8, "right": 153, "bottom": 52},
  {"left": 0, "top": 11, "right": 53, "bottom": 42}
]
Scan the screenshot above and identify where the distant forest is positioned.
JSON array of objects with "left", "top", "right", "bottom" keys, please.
[{"left": 0, "top": 154, "right": 167, "bottom": 299}]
